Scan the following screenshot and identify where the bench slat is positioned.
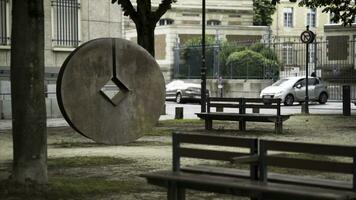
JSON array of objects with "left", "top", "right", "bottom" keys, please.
[
  {"left": 243, "top": 98, "right": 281, "bottom": 103},
  {"left": 179, "top": 147, "right": 249, "bottom": 161},
  {"left": 263, "top": 140, "right": 356, "bottom": 157},
  {"left": 267, "top": 156, "right": 353, "bottom": 174},
  {"left": 143, "top": 171, "right": 356, "bottom": 200},
  {"left": 209, "top": 103, "right": 240, "bottom": 108},
  {"left": 244, "top": 104, "right": 280, "bottom": 109},
  {"left": 197, "top": 113, "right": 290, "bottom": 122},
  {"left": 176, "top": 133, "right": 256, "bottom": 147},
  {"left": 182, "top": 165, "right": 353, "bottom": 191},
  {"left": 208, "top": 97, "right": 241, "bottom": 102}
]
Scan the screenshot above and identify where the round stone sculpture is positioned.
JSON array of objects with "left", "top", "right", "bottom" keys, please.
[{"left": 57, "top": 38, "right": 165, "bottom": 144}]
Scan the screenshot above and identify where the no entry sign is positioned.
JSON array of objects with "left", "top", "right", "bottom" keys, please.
[{"left": 300, "top": 30, "right": 315, "bottom": 44}]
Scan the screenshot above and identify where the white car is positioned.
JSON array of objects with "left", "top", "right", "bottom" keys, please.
[{"left": 260, "top": 76, "right": 329, "bottom": 106}]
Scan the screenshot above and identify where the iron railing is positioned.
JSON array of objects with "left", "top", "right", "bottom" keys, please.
[
  {"left": 51, "top": 0, "right": 80, "bottom": 47},
  {"left": 173, "top": 38, "right": 356, "bottom": 100},
  {"left": 173, "top": 41, "right": 280, "bottom": 80}
]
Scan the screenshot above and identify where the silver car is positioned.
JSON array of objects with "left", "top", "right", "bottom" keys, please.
[
  {"left": 260, "top": 76, "right": 329, "bottom": 106},
  {"left": 165, "top": 80, "right": 202, "bottom": 103}
]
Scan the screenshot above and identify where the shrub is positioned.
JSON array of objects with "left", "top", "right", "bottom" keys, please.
[{"left": 226, "top": 49, "right": 279, "bottom": 79}]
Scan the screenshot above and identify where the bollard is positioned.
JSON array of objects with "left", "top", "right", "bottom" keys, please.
[
  {"left": 175, "top": 107, "right": 183, "bottom": 119},
  {"left": 301, "top": 103, "right": 308, "bottom": 114},
  {"left": 343, "top": 85, "right": 351, "bottom": 116}
]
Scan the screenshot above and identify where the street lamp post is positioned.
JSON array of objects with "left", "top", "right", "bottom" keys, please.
[{"left": 201, "top": 0, "right": 207, "bottom": 112}]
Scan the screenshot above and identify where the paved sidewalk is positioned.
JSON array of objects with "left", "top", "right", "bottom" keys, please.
[{"left": 0, "top": 115, "right": 179, "bottom": 130}]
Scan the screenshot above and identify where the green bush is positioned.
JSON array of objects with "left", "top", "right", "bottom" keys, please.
[{"left": 226, "top": 49, "right": 279, "bottom": 79}]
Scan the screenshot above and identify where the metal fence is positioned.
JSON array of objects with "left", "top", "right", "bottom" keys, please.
[
  {"left": 173, "top": 38, "right": 356, "bottom": 100},
  {"left": 173, "top": 42, "right": 279, "bottom": 80}
]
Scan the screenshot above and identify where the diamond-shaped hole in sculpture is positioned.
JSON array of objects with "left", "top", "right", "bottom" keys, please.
[
  {"left": 100, "top": 77, "right": 129, "bottom": 106},
  {"left": 101, "top": 80, "right": 121, "bottom": 100}
]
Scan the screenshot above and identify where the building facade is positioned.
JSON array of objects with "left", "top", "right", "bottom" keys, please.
[
  {"left": 0, "top": 0, "right": 123, "bottom": 118},
  {"left": 0, "top": 0, "right": 122, "bottom": 84},
  {"left": 271, "top": 0, "right": 330, "bottom": 39}
]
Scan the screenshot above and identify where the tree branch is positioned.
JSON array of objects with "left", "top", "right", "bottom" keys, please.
[
  {"left": 112, "top": 0, "right": 139, "bottom": 23},
  {"left": 153, "top": 0, "right": 176, "bottom": 23},
  {"left": 299, "top": 0, "right": 356, "bottom": 25}
]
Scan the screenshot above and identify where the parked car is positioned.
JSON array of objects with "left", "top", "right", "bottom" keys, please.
[
  {"left": 260, "top": 76, "right": 329, "bottom": 106},
  {"left": 166, "top": 80, "right": 204, "bottom": 103}
]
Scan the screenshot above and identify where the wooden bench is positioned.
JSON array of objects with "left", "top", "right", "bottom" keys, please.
[
  {"left": 258, "top": 140, "right": 356, "bottom": 193},
  {"left": 141, "top": 132, "right": 259, "bottom": 200},
  {"left": 142, "top": 133, "right": 356, "bottom": 200},
  {"left": 196, "top": 97, "right": 290, "bottom": 134}
]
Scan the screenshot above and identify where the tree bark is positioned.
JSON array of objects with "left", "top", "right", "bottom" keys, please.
[
  {"left": 136, "top": 0, "right": 156, "bottom": 57},
  {"left": 135, "top": 22, "right": 156, "bottom": 57},
  {"left": 10, "top": 0, "right": 47, "bottom": 184},
  {"left": 112, "top": 0, "right": 175, "bottom": 57}
]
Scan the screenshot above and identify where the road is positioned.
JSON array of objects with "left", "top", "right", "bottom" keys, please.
[
  {"left": 161, "top": 101, "right": 356, "bottom": 120},
  {"left": 0, "top": 101, "right": 354, "bottom": 129}
]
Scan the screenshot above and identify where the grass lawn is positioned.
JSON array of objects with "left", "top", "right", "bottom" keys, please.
[{"left": 0, "top": 114, "right": 356, "bottom": 199}]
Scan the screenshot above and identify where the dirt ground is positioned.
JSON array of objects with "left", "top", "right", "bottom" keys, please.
[{"left": 1, "top": 115, "right": 356, "bottom": 199}]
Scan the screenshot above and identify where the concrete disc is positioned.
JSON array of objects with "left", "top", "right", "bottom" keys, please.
[{"left": 57, "top": 38, "right": 165, "bottom": 144}]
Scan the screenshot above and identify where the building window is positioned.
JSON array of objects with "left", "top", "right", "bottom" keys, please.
[
  {"left": 306, "top": 9, "right": 316, "bottom": 27},
  {"left": 51, "top": 0, "right": 80, "bottom": 48},
  {"left": 282, "top": 43, "right": 293, "bottom": 65},
  {"left": 0, "top": 0, "right": 10, "bottom": 45},
  {"left": 207, "top": 20, "right": 221, "bottom": 26},
  {"left": 283, "top": 8, "right": 293, "bottom": 27},
  {"left": 158, "top": 18, "right": 174, "bottom": 26}
]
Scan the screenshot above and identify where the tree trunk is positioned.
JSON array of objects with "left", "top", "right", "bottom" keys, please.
[
  {"left": 136, "top": 23, "right": 156, "bottom": 57},
  {"left": 136, "top": 0, "right": 156, "bottom": 57},
  {"left": 10, "top": 0, "right": 47, "bottom": 184}
]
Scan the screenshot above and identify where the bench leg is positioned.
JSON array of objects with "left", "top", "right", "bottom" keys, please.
[
  {"left": 239, "top": 120, "right": 246, "bottom": 131},
  {"left": 167, "top": 183, "right": 185, "bottom": 200},
  {"left": 275, "top": 120, "right": 283, "bottom": 134},
  {"left": 205, "top": 119, "right": 212, "bottom": 130},
  {"left": 177, "top": 188, "right": 186, "bottom": 200}
]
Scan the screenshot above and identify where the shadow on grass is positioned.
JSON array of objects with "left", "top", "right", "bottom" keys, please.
[
  {"left": 48, "top": 156, "right": 135, "bottom": 169},
  {"left": 0, "top": 177, "right": 147, "bottom": 200}
]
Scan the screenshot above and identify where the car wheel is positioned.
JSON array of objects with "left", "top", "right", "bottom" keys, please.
[
  {"left": 318, "top": 92, "right": 328, "bottom": 104},
  {"left": 176, "top": 93, "right": 182, "bottom": 104},
  {"left": 284, "top": 94, "right": 294, "bottom": 106}
]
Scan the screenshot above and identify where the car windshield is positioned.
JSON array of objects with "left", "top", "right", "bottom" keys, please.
[{"left": 272, "top": 79, "right": 290, "bottom": 86}]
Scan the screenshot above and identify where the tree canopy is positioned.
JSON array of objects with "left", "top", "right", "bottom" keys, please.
[{"left": 253, "top": 0, "right": 276, "bottom": 26}]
